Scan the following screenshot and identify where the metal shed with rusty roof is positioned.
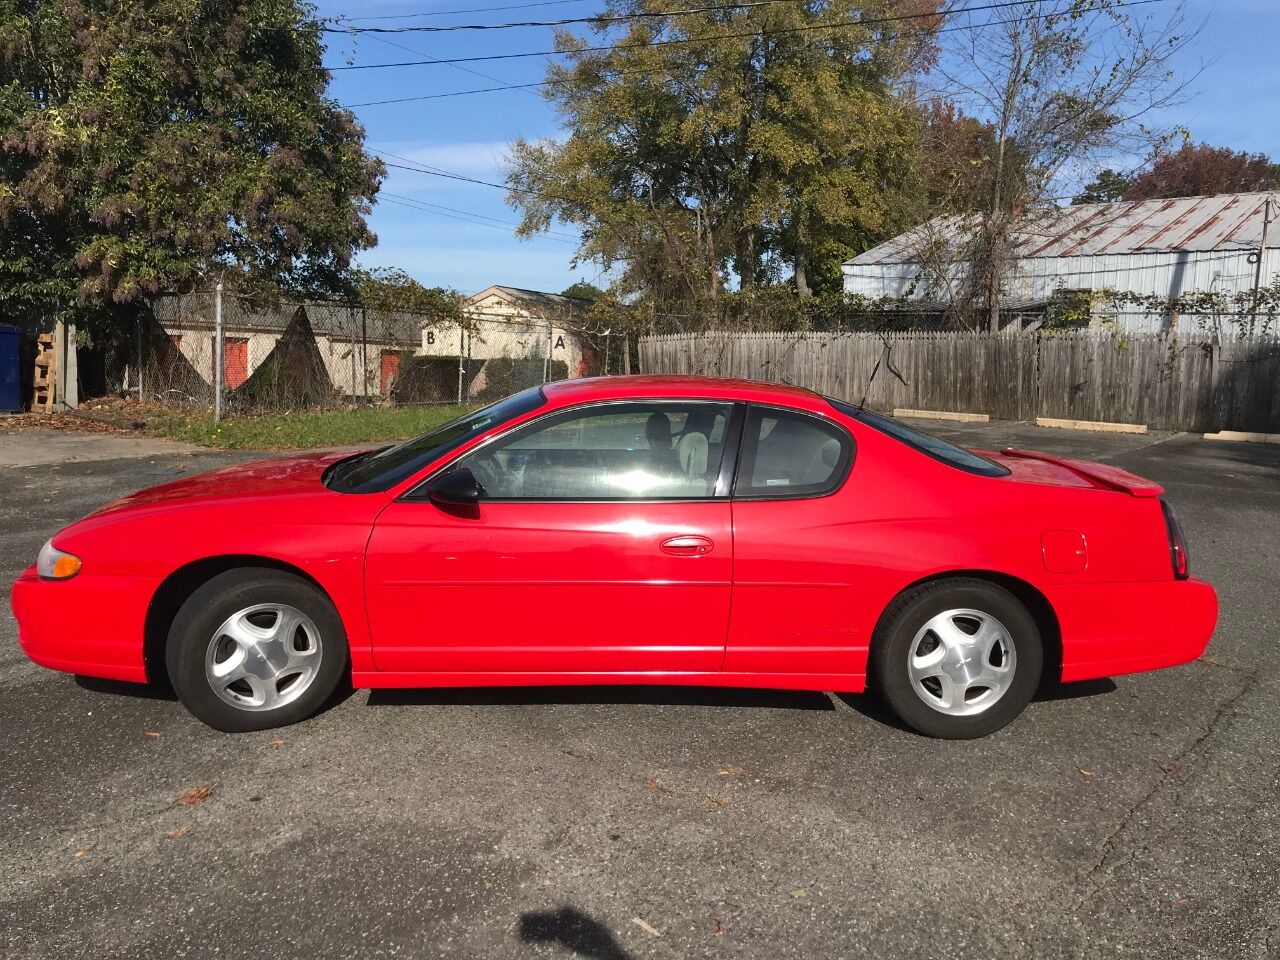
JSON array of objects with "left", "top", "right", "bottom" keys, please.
[{"left": 842, "top": 192, "right": 1278, "bottom": 332}]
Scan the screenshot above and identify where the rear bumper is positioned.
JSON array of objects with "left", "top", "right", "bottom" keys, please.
[
  {"left": 1047, "top": 577, "right": 1218, "bottom": 682},
  {"left": 10, "top": 566, "right": 156, "bottom": 684}
]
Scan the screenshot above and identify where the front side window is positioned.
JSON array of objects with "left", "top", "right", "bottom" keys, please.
[
  {"left": 457, "top": 402, "right": 733, "bottom": 500},
  {"left": 328, "top": 386, "right": 547, "bottom": 493},
  {"left": 735, "top": 406, "right": 853, "bottom": 498}
]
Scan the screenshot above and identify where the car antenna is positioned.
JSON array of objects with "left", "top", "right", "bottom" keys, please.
[{"left": 857, "top": 334, "right": 906, "bottom": 411}]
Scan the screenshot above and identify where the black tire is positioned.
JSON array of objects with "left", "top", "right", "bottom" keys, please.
[
  {"left": 870, "top": 578, "right": 1042, "bottom": 739},
  {"left": 165, "top": 569, "right": 348, "bottom": 733}
]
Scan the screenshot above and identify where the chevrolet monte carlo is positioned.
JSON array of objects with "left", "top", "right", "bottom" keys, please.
[{"left": 11, "top": 376, "right": 1218, "bottom": 738}]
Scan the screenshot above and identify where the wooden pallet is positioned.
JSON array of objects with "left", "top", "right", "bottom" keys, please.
[{"left": 32, "top": 333, "right": 55, "bottom": 413}]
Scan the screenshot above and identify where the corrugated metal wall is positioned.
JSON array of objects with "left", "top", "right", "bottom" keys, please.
[{"left": 842, "top": 249, "right": 1279, "bottom": 334}]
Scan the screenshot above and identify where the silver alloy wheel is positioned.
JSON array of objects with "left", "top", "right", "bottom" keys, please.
[
  {"left": 907, "top": 608, "right": 1017, "bottom": 717},
  {"left": 204, "top": 603, "right": 323, "bottom": 712}
]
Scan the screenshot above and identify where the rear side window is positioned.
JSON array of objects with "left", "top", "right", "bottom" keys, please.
[
  {"left": 829, "top": 400, "right": 1009, "bottom": 477},
  {"left": 735, "top": 406, "right": 853, "bottom": 499}
]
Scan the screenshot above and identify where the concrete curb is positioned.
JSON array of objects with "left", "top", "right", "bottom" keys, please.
[
  {"left": 893, "top": 409, "right": 990, "bottom": 423},
  {"left": 1202, "top": 431, "right": 1280, "bottom": 445},
  {"left": 1035, "top": 417, "right": 1148, "bottom": 435}
]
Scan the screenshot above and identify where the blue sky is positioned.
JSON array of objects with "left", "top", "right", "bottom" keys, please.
[{"left": 317, "top": 0, "right": 1280, "bottom": 297}]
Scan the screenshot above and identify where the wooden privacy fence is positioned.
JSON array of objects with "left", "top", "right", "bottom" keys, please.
[{"left": 637, "top": 331, "right": 1280, "bottom": 433}]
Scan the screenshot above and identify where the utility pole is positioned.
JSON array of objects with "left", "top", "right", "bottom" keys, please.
[
  {"left": 543, "top": 319, "right": 553, "bottom": 383},
  {"left": 457, "top": 326, "right": 465, "bottom": 404},
  {"left": 1250, "top": 195, "right": 1274, "bottom": 336},
  {"left": 213, "top": 279, "right": 224, "bottom": 421}
]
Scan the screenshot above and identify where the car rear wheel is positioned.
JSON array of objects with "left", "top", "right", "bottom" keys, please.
[
  {"left": 870, "top": 578, "right": 1042, "bottom": 739},
  {"left": 166, "top": 569, "right": 348, "bottom": 732}
]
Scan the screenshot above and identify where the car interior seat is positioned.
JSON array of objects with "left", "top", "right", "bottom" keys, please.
[
  {"left": 799, "top": 437, "right": 841, "bottom": 485},
  {"left": 677, "top": 431, "right": 710, "bottom": 487}
]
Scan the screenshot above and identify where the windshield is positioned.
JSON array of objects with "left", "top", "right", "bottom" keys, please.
[
  {"left": 328, "top": 386, "right": 548, "bottom": 493},
  {"left": 827, "top": 399, "right": 1009, "bottom": 478}
]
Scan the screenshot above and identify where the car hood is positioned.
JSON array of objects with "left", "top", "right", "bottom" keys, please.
[{"left": 89, "top": 450, "right": 356, "bottom": 517}]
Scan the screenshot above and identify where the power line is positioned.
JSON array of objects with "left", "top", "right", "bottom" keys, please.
[
  {"left": 378, "top": 195, "right": 581, "bottom": 243},
  {"left": 337, "top": 0, "right": 1158, "bottom": 103},
  {"left": 380, "top": 190, "right": 581, "bottom": 240},
  {"left": 344, "top": 67, "right": 640, "bottom": 107},
  {"left": 348, "top": 0, "right": 595, "bottom": 21},
  {"left": 330, "top": 0, "right": 829, "bottom": 34},
  {"left": 329, "top": 0, "right": 1166, "bottom": 71},
  {"left": 355, "top": 28, "right": 546, "bottom": 99}
]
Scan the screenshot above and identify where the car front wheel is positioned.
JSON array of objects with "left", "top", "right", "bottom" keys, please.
[
  {"left": 166, "top": 569, "right": 348, "bottom": 732},
  {"left": 870, "top": 578, "right": 1043, "bottom": 739}
]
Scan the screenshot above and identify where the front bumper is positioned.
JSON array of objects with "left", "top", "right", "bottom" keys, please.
[
  {"left": 10, "top": 566, "right": 157, "bottom": 683},
  {"left": 1047, "top": 576, "right": 1219, "bottom": 682}
]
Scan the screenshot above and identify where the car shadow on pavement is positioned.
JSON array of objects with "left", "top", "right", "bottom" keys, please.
[
  {"left": 74, "top": 675, "right": 178, "bottom": 701},
  {"left": 831, "top": 676, "right": 1118, "bottom": 733},
  {"left": 72, "top": 674, "right": 361, "bottom": 718},
  {"left": 519, "top": 906, "right": 636, "bottom": 960},
  {"left": 366, "top": 684, "right": 835, "bottom": 711},
  {"left": 1034, "top": 676, "right": 1118, "bottom": 701}
]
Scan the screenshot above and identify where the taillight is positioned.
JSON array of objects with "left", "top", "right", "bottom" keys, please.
[{"left": 1160, "top": 500, "right": 1189, "bottom": 580}]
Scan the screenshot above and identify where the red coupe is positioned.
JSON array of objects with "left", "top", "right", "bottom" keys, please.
[{"left": 11, "top": 376, "right": 1217, "bottom": 738}]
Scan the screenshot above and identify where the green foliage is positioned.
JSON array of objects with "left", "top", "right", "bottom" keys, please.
[
  {"left": 560, "top": 281, "right": 603, "bottom": 301},
  {"left": 0, "top": 0, "right": 383, "bottom": 334},
  {"left": 1073, "top": 169, "right": 1134, "bottom": 204},
  {"left": 348, "top": 267, "right": 467, "bottom": 322},
  {"left": 506, "top": 0, "right": 940, "bottom": 300}
]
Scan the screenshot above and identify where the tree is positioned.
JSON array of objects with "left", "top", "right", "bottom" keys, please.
[
  {"left": 560, "top": 281, "right": 604, "bottom": 301},
  {"left": 1124, "top": 143, "right": 1280, "bottom": 200},
  {"left": 0, "top": 0, "right": 382, "bottom": 336},
  {"left": 928, "top": 0, "right": 1194, "bottom": 329},
  {"left": 506, "top": 0, "right": 940, "bottom": 301},
  {"left": 349, "top": 267, "right": 466, "bottom": 323},
  {"left": 1075, "top": 145, "right": 1280, "bottom": 204},
  {"left": 1073, "top": 168, "right": 1134, "bottom": 204}
]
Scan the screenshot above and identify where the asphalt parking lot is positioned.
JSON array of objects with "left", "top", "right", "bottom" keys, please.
[{"left": 1, "top": 422, "right": 1277, "bottom": 959}]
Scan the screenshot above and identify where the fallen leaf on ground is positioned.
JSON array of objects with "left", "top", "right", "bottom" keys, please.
[
  {"left": 1159, "top": 761, "right": 1178, "bottom": 777},
  {"left": 718, "top": 766, "right": 743, "bottom": 777},
  {"left": 1078, "top": 768, "right": 1097, "bottom": 778},
  {"left": 145, "top": 731, "right": 160, "bottom": 738},
  {"left": 176, "top": 785, "right": 214, "bottom": 806},
  {"left": 73, "top": 849, "right": 91, "bottom": 858},
  {"left": 165, "top": 827, "right": 189, "bottom": 839},
  {"left": 713, "top": 919, "right": 725, "bottom": 937},
  {"left": 631, "top": 917, "right": 660, "bottom": 937},
  {"left": 646, "top": 778, "right": 667, "bottom": 794},
  {"left": 270, "top": 738, "right": 285, "bottom": 747}
]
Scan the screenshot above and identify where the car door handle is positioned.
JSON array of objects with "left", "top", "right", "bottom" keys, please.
[{"left": 659, "top": 535, "right": 714, "bottom": 556}]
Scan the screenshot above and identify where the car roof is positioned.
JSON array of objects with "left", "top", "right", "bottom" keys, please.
[{"left": 542, "top": 375, "right": 828, "bottom": 409}]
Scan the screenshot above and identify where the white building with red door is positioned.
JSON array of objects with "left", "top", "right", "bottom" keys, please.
[{"left": 152, "top": 295, "right": 423, "bottom": 400}]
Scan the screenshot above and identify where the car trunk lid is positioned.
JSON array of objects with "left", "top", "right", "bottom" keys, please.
[{"left": 984, "top": 448, "right": 1164, "bottom": 497}]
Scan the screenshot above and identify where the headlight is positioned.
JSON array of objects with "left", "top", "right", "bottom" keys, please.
[{"left": 37, "top": 540, "right": 82, "bottom": 580}]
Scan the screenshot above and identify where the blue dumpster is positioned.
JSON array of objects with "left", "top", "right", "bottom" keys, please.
[{"left": 0, "top": 326, "right": 20, "bottom": 412}]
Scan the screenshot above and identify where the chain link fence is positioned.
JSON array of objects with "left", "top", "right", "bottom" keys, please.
[{"left": 130, "top": 291, "right": 618, "bottom": 415}]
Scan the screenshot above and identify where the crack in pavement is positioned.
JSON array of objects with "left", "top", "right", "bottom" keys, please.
[{"left": 1066, "top": 669, "right": 1263, "bottom": 918}]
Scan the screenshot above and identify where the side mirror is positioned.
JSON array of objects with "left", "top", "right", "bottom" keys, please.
[{"left": 428, "top": 467, "right": 484, "bottom": 506}]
